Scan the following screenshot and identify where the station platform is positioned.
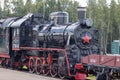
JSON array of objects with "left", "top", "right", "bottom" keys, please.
[{"left": 0, "top": 68, "right": 60, "bottom": 80}]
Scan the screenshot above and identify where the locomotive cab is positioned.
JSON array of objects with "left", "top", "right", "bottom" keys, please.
[
  {"left": 0, "top": 18, "right": 18, "bottom": 55},
  {"left": 11, "top": 14, "right": 32, "bottom": 48},
  {"left": 11, "top": 13, "right": 43, "bottom": 48}
]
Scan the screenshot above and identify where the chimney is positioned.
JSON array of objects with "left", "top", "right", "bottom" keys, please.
[{"left": 77, "top": 7, "right": 86, "bottom": 23}]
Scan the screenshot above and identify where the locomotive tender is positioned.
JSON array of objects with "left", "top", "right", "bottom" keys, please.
[{"left": 0, "top": 7, "right": 99, "bottom": 79}]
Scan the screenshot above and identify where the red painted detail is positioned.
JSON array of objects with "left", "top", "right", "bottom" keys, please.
[
  {"left": 47, "top": 53, "right": 52, "bottom": 65},
  {"left": 0, "top": 58, "right": 2, "bottom": 64},
  {"left": 12, "top": 48, "right": 20, "bottom": 51},
  {"left": 100, "top": 55, "right": 116, "bottom": 67},
  {"left": 89, "top": 54, "right": 100, "bottom": 65},
  {"left": 42, "top": 58, "right": 46, "bottom": 74},
  {"left": 64, "top": 50, "right": 71, "bottom": 76},
  {"left": 0, "top": 54, "right": 10, "bottom": 65},
  {"left": 28, "top": 57, "right": 33, "bottom": 69},
  {"left": 0, "top": 47, "right": 71, "bottom": 77},
  {"left": 42, "top": 70, "right": 45, "bottom": 74},
  {"left": 18, "top": 47, "right": 68, "bottom": 74},
  {"left": 115, "top": 56, "right": 120, "bottom": 67},
  {"left": 42, "top": 58, "right": 46, "bottom": 65},
  {"left": 35, "top": 58, "right": 38, "bottom": 67},
  {"left": 20, "top": 47, "right": 65, "bottom": 51},
  {"left": 81, "top": 56, "right": 89, "bottom": 64},
  {"left": 75, "top": 63, "right": 83, "bottom": 70},
  {"left": 83, "top": 35, "right": 90, "bottom": 43},
  {"left": 14, "top": 62, "right": 19, "bottom": 67},
  {"left": 75, "top": 72, "right": 86, "bottom": 80},
  {"left": 0, "top": 54, "right": 10, "bottom": 58},
  {"left": 36, "top": 58, "right": 40, "bottom": 70},
  {"left": 6, "top": 59, "right": 9, "bottom": 65},
  {"left": 82, "top": 54, "right": 100, "bottom": 65},
  {"left": 11, "top": 47, "right": 71, "bottom": 76},
  {"left": 82, "top": 54, "right": 120, "bottom": 68}
]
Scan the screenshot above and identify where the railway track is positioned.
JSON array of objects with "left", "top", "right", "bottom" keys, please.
[{"left": 0, "top": 68, "right": 61, "bottom": 80}]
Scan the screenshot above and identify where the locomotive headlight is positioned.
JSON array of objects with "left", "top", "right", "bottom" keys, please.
[{"left": 86, "top": 18, "right": 93, "bottom": 27}]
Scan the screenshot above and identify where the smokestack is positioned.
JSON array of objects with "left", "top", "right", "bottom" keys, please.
[{"left": 77, "top": 7, "right": 86, "bottom": 24}]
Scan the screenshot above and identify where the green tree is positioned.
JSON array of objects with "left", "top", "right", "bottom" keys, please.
[
  {"left": 66, "top": 1, "right": 79, "bottom": 22},
  {"left": 116, "top": 0, "right": 120, "bottom": 40},
  {"left": 34, "top": 0, "right": 78, "bottom": 21},
  {"left": 87, "top": 0, "right": 97, "bottom": 23},
  {"left": 0, "top": 2, "right": 3, "bottom": 18},
  {"left": 87, "top": 0, "right": 110, "bottom": 53},
  {"left": 24, "top": 0, "right": 36, "bottom": 13},
  {"left": 97, "top": 0, "right": 110, "bottom": 53},
  {"left": 3, "top": 0, "right": 11, "bottom": 17},
  {"left": 110, "top": 0, "right": 118, "bottom": 40},
  {"left": 12, "top": 0, "right": 25, "bottom": 16}
]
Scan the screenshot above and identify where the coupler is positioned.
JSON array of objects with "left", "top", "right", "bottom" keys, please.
[{"left": 74, "top": 63, "right": 87, "bottom": 80}]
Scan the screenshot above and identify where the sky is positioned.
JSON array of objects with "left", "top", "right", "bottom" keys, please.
[
  {"left": 75, "top": 0, "right": 112, "bottom": 7},
  {"left": 75, "top": 0, "right": 87, "bottom": 7}
]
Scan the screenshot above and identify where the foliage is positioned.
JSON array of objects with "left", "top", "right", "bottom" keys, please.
[
  {"left": 0, "top": 0, "right": 79, "bottom": 21},
  {"left": 87, "top": 0, "right": 120, "bottom": 53}
]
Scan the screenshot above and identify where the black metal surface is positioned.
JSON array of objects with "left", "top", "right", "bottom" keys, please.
[{"left": 38, "top": 22, "right": 79, "bottom": 48}]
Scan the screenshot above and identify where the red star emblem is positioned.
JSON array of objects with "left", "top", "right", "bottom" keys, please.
[{"left": 83, "top": 35, "right": 90, "bottom": 43}]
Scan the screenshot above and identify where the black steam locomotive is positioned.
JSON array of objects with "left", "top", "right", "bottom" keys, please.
[{"left": 0, "top": 7, "right": 99, "bottom": 79}]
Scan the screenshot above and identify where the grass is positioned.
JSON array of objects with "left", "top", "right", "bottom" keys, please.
[{"left": 87, "top": 74, "right": 96, "bottom": 80}]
